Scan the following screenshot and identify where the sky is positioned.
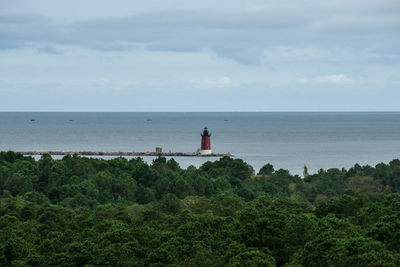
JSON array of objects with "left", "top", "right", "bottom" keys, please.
[{"left": 0, "top": 0, "right": 399, "bottom": 111}]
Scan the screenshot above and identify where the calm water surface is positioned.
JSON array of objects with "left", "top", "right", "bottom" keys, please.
[{"left": 1, "top": 112, "right": 400, "bottom": 175}]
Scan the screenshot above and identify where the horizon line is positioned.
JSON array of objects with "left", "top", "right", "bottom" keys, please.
[{"left": 1, "top": 110, "right": 400, "bottom": 113}]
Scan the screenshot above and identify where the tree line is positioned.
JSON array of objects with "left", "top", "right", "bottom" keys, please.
[{"left": 1, "top": 151, "right": 400, "bottom": 266}]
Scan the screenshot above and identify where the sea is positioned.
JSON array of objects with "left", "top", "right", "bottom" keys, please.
[{"left": 1, "top": 112, "right": 400, "bottom": 176}]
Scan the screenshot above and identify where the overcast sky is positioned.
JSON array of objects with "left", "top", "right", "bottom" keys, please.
[{"left": 0, "top": 0, "right": 399, "bottom": 111}]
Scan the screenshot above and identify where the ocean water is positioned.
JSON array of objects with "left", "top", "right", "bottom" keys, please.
[{"left": 1, "top": 112, "right": 400, "bottom": 175}]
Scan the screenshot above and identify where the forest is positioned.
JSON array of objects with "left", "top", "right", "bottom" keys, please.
[{"left": 1, "top": 151, "right": 400, "bottom": 266}]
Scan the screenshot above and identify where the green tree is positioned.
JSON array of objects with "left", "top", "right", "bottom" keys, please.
[
  {"left": 159, "top": 193, "right": 182, "bottom": 214},
  {"left": 258, "top": 163, "right": 274, "bottom": 175}
]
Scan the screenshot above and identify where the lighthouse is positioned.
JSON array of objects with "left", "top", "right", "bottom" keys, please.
[{"left": 200, "top": 127, "right": 212, "bottom": 155}]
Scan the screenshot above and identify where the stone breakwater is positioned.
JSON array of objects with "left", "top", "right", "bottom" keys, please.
[{"left": 19, "top": 151, "right": 232, "bottom": 157}]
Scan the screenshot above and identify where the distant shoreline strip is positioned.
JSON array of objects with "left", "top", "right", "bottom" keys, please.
[{"left": 17, "top": 151, "right": 232, "bottom": 157}]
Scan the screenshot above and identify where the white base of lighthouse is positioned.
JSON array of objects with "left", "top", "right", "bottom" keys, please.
[{"left": 200, "top": 149, "right": 212, "bottom": 155}]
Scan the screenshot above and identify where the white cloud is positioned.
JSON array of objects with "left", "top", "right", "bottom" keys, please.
[
  {"left": 296, "top": 77, "right": 309, "bottom": 84},
  {"left": 315, "top": 74, "right": 352, "bottom": 84},
  {"left": 297, "top": 74, "right": 354, "bottom": 85},
  {"left": 190, "top": 76, "right": 232, "bottom": 88}
]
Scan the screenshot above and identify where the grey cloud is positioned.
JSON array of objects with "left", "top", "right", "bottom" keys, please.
[
  {"left": 0, "top": 14, "right": 69, "bottom": 49},
  {"left": 36, "top": 45, "right": 64, "bottom": 54},
  {"left": 0, "top": 42, "right": 23, "bottom": 50},
  {"left": 0, "top": 14, "right": 49, "bottom": 24},
  {"left": 75, "top": 9, "right": 313, "bottom": 30},
  {"left": 67, "top": 9, "right": 317, "bottom": 64},
  {"left": 1, "top": 5, "right": 399, "bottom": 64}
]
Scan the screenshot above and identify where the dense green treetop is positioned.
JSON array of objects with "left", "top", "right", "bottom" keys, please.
[{"left": 1, "top": 151, "right": 400, "bottom": 266}]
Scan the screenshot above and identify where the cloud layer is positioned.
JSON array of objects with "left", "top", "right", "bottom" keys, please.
[
  {"left": 0, "top": 0, "right": 399, "bottom": 111},
  {"left": 1, "top": 1, "right": 399, "bottom": 64}
]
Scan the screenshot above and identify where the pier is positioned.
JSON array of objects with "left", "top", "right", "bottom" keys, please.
[{"left": 19, "top": 151, "right": 232, "bottom": 157}]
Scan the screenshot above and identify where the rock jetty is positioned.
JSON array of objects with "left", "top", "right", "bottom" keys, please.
[{"left": 19, "top": 151, "right": 232, "bottom": 157}]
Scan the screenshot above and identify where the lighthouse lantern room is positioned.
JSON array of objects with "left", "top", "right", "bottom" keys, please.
[{"left": 200, "top": 127, "right": 212, "bottom": 155}]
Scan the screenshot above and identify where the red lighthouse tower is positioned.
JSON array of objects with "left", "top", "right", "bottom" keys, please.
[{"left": 200, "top": 127, "right": 212, "bottom": 155}]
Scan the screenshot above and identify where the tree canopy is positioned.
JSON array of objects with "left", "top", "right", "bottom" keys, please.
[{"left": 1, "top": 151, "right": 400, "bottom": 266}]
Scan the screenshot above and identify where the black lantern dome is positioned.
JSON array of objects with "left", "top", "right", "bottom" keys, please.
[{"left": 201, "top": 127, "right": 211, "bottom": 137}]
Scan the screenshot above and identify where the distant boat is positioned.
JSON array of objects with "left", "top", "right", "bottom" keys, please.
[
  {"left": 30, "top": 119, "right": 35, "bottom": 122},
  {"left": 146, "top": 119, "right": 152, "bottom": 121},
  {"left": 69, "top": 120, "right": 74, "bottom": 122},
  {"left": 224, "top": 119, "right": 229, "bottom": 121}
]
